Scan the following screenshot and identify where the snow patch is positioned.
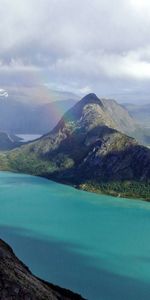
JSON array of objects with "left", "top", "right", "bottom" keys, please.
[{"left": 0, "top": 89, "right": 8, "bottom": 98}]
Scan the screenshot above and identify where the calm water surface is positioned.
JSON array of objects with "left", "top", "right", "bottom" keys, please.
[
  {"left": 0, "top": 172, "right": 150, "bottom": 300},
  {"left": 16, "top": 134, "right": 42, "bottom": 142}
]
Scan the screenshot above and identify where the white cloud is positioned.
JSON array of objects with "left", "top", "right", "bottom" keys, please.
[{"left": 98, "top": 48, "right": 150, "bottom": 80}]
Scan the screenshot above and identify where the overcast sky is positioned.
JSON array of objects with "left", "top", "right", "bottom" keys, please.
[{"left": 0, "top": 0, "right": 150, "bottom": 103}]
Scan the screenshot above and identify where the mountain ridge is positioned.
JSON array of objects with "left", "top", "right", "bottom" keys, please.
[
  {"left": 1, "top": 93, "right": 150, "bottom": 200},
  {"left": 0, "top": 92, "right": 148, "bottom": 145}
]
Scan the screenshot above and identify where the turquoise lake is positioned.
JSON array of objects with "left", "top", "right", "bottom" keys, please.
[{"left": 0, "top": 172, "right": 150, "bottom": 300}]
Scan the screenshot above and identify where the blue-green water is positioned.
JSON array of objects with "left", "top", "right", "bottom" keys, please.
[{"left": 0, "top": 172, "right": 150, "bottom": 300}]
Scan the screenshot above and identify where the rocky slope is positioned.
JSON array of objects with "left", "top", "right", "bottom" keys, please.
[
  {"left": 0, "top": 238, "right": 85, "bottom": 300},
  {"left": 1, "top": 93, "right": 150, "bottom": 199},
  {"left": 101, "top": 98, "right": 138, "bottom": 134}
]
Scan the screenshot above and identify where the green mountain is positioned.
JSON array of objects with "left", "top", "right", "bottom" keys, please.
[
  {"left": 1, "top": 93, "right": 150, "bottom": 199},
  {"left": 0, "top": 239, "right": 85, "bottom": 300}
]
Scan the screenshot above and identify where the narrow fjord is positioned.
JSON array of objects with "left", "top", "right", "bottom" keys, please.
[{"left": 1, "top": 172, "right": 150, "bottom": 300}]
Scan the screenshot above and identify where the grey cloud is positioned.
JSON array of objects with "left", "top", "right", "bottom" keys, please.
[{"left": 0, "top": 0, "right": 150, "bottom": 102}]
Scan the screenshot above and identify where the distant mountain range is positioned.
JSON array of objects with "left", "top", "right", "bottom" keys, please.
[
  {"left": 0, "top": 92, "right": 149, "bottom": 146},
  {"left": 0, "top": 132, "right": 22, "bottom": 150},
  {"left": 0, "top": 86, "right": 79, "bottom": 135},
  {"left": 0, "top": 86, "right": 80, "bottom": 105},
  {"left": 1, "top": 93, "right": 149, "bottom": 200},
  {"left": 124, "top": 103, "right": 150, "bottom": 128},
  {"left": 0, "top": 98, "right": 76, "bottom": 134},
  {"left": 123, "top": 103, "right": 150, "bottom": 145}
]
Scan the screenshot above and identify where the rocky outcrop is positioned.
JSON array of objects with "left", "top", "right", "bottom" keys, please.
[{"left": 0, "top": 239, "right": 85, "bottom": 300}]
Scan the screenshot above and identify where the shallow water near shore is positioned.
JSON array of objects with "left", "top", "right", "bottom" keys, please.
[{"left": 0, "top": 171, "right": 150, "bottom": 300}]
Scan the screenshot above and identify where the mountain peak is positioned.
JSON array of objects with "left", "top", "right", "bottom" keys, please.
[
  {"left": 82, "top": 93, "right": 98, "bottom": 99},
  {"left": 52, "top": 93, "right": 110, "bottom": 133},
  {"left": 79, "top": 93, "right": 103, "bottom": 106}
]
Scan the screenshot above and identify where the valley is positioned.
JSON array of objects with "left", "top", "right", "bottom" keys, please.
[{"left": 1, "top": 2, "right": 150, "bottom": 299}]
